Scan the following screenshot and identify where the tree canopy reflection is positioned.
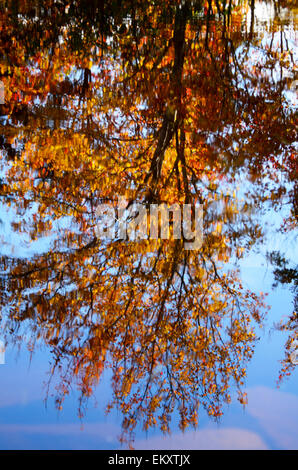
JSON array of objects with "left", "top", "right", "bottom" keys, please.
[{"left": 0, "top": 0, "right": 296, "bottom": 446}]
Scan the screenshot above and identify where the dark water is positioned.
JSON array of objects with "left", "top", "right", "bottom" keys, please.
[{"left": 0, "top": 0, "right": 297, "bottom": 449}]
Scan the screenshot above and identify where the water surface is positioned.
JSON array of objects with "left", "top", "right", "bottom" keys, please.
[{"left": 0, "top": 0, "right": 297, "bottom": 450}]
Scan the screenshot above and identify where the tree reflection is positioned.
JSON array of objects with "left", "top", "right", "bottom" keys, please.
[{"left": 0, "top": 0, "right": 296, "bottom": 445}]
